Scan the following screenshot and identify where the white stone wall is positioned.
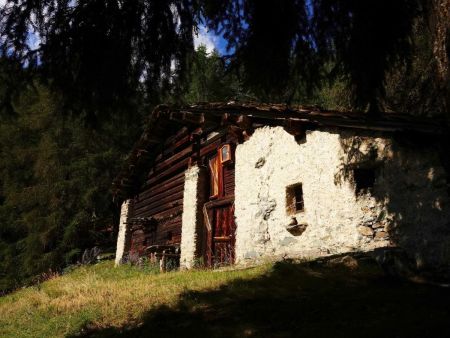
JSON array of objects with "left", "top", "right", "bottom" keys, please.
[
  {"left": 115, "top": 199, "right": 132, "bottom": 266},
  {"left": 234, "top": 126, "right": 450, "bottom": 267},
  {"left": 180, "top": 165, "right": 201, "bottom": 269}
]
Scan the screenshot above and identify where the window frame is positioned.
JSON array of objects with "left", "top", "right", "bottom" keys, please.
[
  {"left": 286, "top": 183, "right": 304, "bottom": 215},
  {"left": 294, "top": 184, "right": 304, "bottom": 212},
  {"left": 219, "top": 144, "right": 232, "bottom": 164}
]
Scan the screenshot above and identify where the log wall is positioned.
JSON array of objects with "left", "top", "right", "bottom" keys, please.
[
  {"left": 129, "top": 129, "right": 192, "bottom": 253},
  {"left": 128, "top": 126, "right": 237, "bottom": 255}
]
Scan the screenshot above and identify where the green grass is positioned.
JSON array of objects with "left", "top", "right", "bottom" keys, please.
[
  {"left": 1, "top": 257, "right": 450, "bottom": 338},
  {"left": 0, "top": 261, "right": 268, "bottom": 338}
]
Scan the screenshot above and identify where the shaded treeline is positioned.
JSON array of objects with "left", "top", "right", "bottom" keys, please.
[
  {"left": 0, "top": 47, "right": 241, "bottom": 291},
  {"left": 0, "top": 81, "right": 142, "bottom": 290},
  {"left": 0, "top": 0, "right": 449, "bottom": 116}
]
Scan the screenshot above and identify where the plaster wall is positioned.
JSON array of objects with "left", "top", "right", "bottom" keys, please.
[
  {"left": 180, "top": 165, "right": 201, "bottom": 269},
  {"left": 115, "top": 199, "right": 132, "bottom": 266},
  {"left": 234, "top": 127, "right": 450, "bottom": 267}
]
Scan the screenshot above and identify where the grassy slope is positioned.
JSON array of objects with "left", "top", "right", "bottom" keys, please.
[
  {"left": 0, "top": 261, "right": 268, "bottom": 338},
  {"left": 1, "top": 258, "right": 450, "bottom": 338}
]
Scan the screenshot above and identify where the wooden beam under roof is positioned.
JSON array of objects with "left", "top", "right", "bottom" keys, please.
[{"left": 112, "top": 102, "right": 448, "bottom": 201}]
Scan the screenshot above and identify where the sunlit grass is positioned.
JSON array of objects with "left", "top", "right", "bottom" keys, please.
[
  {"left": 2, "top": 257, "right": 450, "bottom": 338},
  {"left": 0, "top": 261, "right": 269, "bottom": 338}
]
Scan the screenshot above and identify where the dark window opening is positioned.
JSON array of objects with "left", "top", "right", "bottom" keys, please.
[
  {"left": 354, "top": 168, "right": 376, "bottom": 194},
  {"left": 294, "top": 132, "right": 307, "bottom": 144},
  {"left": 286, "top": 184, "right": 304, "bottom": 215}
]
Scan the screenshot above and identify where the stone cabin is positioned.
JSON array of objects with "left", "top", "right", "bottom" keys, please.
[{"left": 112, "top": 103, "right": 450, "bottom": 269}]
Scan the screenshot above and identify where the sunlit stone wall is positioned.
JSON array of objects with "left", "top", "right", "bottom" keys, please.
[
  {"left": 115, "top": 199, "right": 132, "bottom": 266},
  {"left": 234, "top": 126, "right": 450, "bottom": 268}
]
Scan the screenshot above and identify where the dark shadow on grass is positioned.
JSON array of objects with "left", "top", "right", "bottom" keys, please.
[{"left": 71, "top": 254, "right": 450, "bottom": 338}]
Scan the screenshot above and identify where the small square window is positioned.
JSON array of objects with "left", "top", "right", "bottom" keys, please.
[
  {"left": 286, "top": 183, "right": 304, "bottom": 215},
  {"left": 354, "top": 168, "right": 375, "bottom": 194},
  {"left": 220, "top": 144, "right": 231, "bottom": 163}
]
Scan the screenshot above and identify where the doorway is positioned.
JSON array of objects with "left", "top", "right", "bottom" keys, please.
[{"left": 203, "top": 144, "right": 236, "bottom": 267}]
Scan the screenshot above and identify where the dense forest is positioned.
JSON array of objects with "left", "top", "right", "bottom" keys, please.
[
  {"left": 0, "top": 47, "right": 241, "bottom": 291},
  {"left": 0, "top": 0, "right": 449, "bottom": 291}
]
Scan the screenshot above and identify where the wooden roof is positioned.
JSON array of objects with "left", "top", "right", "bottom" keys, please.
[{"left": 112, "top": 102, "right": 448, "bottom": 201}]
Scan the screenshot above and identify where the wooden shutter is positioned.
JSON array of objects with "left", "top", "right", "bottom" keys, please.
[{"left": 209, "top": 155, "right": 220, "bottom": 198}]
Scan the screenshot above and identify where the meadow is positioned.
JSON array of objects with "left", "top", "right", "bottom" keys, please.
[{"left": 1, "top": 257, "right": 450, "bottom": 338}]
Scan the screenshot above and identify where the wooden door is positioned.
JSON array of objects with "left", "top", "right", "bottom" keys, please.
[{"left": 205, "top": 144, "right": 236, "bottom": 267}]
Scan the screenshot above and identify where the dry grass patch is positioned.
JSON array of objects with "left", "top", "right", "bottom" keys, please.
[
  {"left": 0, "top": 261, "right": 268, "bottom": 338},
  {"left": 3, "top": 256, "right": 450, "bottom": 338}
]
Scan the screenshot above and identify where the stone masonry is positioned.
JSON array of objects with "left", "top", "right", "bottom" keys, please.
[
  {"left": 115, "top": 199, "right": 132, "bottom": 266},
  {"left": 234, "top": 126, "right": 450, "bottom": 267},
  {"left": 180, "top": 165, "right": 208, "bottom": 268}
]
